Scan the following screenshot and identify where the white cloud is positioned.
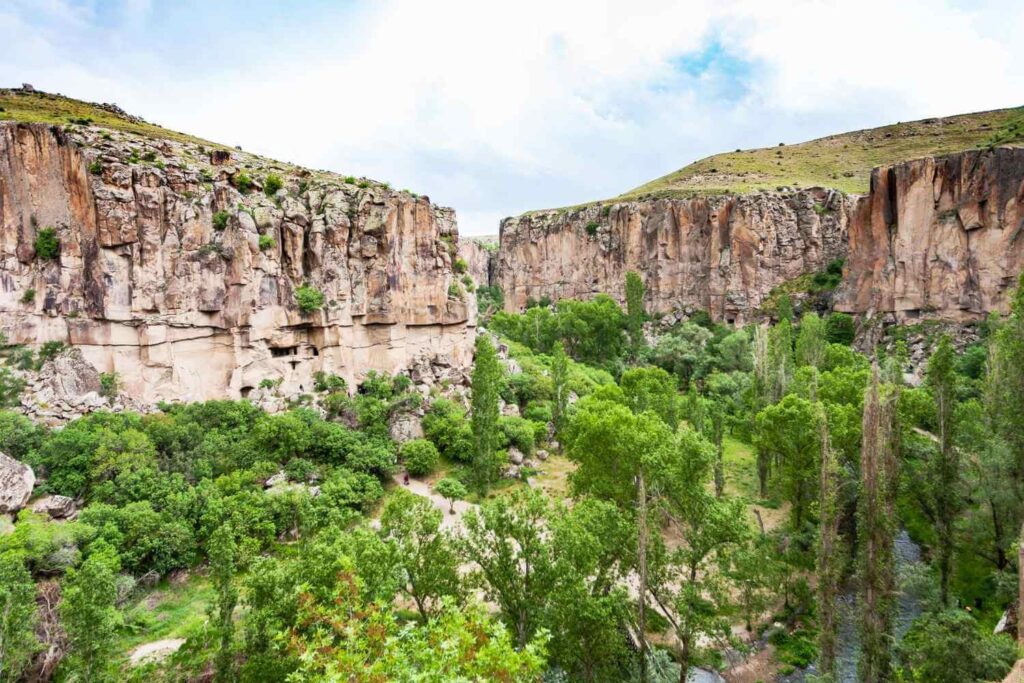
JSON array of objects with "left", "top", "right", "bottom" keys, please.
[{"left": 1, "top": 0, "right": 1022, "bottom": 234}]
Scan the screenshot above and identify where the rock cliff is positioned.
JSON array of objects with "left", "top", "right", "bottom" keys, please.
[
  {"left": 834, "top": 147, "right": 1024, "bottom": 321},
  {"left": 0, "top": 121, "right": 475, "bottom": 403},
  {"left": 458, "top": 237, "right": 496, "bottom": 288},
  {"left": 498, "top": 188, "right": 851, "bottom": 323},
  {"left": 498, "top": 146, "right": 1024, "bottom": 324}
]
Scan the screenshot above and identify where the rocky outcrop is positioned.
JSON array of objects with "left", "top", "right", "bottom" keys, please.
[
  {"left": 0, "top": 122, "right": 476, "bottom": 403},
  {"left": 498, "top": 189, "right": 851, "bottom": 322},
  {"left": 0, "top": 451, "right": 34, "bottom": 513},
  {"left": 458, "top": 237, "right": 495, "bottom": 288},
  {"left": 498, "top": 147, "right": 1024, "bottom": 324},
  {"left": 834, "top": 147, "right": 1024, "bottom": 321}
]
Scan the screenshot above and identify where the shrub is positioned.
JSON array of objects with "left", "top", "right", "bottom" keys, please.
[
  {"left": 295, "top": 285, "right": 325, "bottom": 314},
  {"left": 825, "top": 312, "right": 856, "bottom": 345},
  {"left": 99, "top": 372, "right": 119, "bottom": 399},
  {"left": 448, "top": 282, "right": 464, "bottom": 299},
  {"left": 454, "top": 257, "right": 468, "bottom": 274},
  {"left": 142, "top": 150, "right": 157, "bottom": 162},
  {"left": 585, "top": 221, "right": 600, "bottom": 236},
  {"left": 233, "top": 172, "right": 253, "bottom": 194},
  {"left": 263, "top": 173, "right": 283, "bottom": 196},
  {"left": 401, "top": 439, "right": 440, "bottom": 477},
  {"left": 38, "top": 341, "right": 66, "bottom": 364},
  {"left": 20, "top": 289, "right": 35, "bottom": 304},
  {"left": 258, "top": 378, "right": 279, "bottom": 390},
  {"left": 499, "top": 416, "right": 535, "bottom": 457},
  {"left": 212, "top": 211, "right": 230, "bottom": 230},
  {"left": 344, "top": 176, "right": 357, "bottom": 184},
  {"left": 258, "top": 235, "right": 275, "bottom": 251},
  {"left": 0, "top": 368, "right": 26, "bottom": 408},
  {"left": 422, "top": 399, "right": 474, "bottom": 462},
  {"left": 34, "top": 228, "right": 59, "bottom": 260},
  {"left": 88, "top": 160, "right": 103, "bottom": 175}
]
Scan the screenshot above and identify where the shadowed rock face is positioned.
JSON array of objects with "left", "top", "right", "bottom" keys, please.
[
  {"left": 498, "top": 188, "right": 851, "bottom": 323},
  {"left": 0, "top": 122, "right": 475, "bottom": 402},
  {"left": 498, "top": 147, "right": 1024, "bottom": 324},
  {"left": 834, "top": 147, "right": 1024, "bottom": 321}
]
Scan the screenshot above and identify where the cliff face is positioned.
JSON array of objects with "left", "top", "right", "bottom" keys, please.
[
  {"left": 457, "top": 237, "right": 495, "bottom": 288},
  {"left": 498, "top": 147, "right": 1024, "bottom": 324},
  {"left": 0, "top": 122, "right": 475, "bottom": 403},
  {"left": 498, "top": 188, "right": 851, "bottom": 322},
  {"left": 834, "top": 147, "right": 1024, "bottom": 321}
]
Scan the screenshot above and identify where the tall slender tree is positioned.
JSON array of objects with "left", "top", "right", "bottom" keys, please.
[
  {"left": 816, "top": 404, "right": 841, "bottom": 677},
  {"left": 209, "top": 523, "right": 238, "bottom": 683},
  {"left": 795, "top": 312, "right": 827, "bottom": 369},
  {"left": 551, "top": 340, "right": 569, "bottom": 438},
  {"left": 927, "top": 335, "right": 961, "bottom": 605},
  {"left": 471, "top": 334, "right": 503, "bottom": 492},
  {"left": 625, "top": 271, "right": 646, "bottom": 360},
  {"left": 857, "top": 367, "right": 899, "bottom": 683}
]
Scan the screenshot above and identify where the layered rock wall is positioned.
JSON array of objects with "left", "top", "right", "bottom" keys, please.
[
  {"left": 834, "top": 147, "right": 1024, "bottom": 321},
  {"left": 0, "top": 122, "right": 475, "bottom": 403},
  {"left": 498, "top": 188, "right": 851, "bottom": 322},
  {"left": 498, "top": 147, "right": 1024, "bottom": 324}
]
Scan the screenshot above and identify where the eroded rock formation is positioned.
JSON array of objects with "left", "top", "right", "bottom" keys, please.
[
  {"left": 834, "top": 147, "right": 1024, "bottom": 321},
  {"left": 498, "top": 147, "right": 1024, "bottom": 324},
  {"left": 498, "top": 188, "right": 851, "bottom": 322},
  {"left": 0, "top": 122, "right": 475, "bottom": 403}
]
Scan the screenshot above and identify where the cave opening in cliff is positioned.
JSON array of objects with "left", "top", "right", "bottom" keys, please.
[{"left": 271, "top": 346, "right": 299, "bottom": 358}]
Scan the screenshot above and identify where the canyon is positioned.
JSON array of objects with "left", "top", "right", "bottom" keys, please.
[
  {"left": 498, "top": 146, "right": 1024, "bottom": 325},
  {"left": 0, "top": 111, "right": 475, "bottom": 404}
]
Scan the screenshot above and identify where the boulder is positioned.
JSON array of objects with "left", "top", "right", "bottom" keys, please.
[
  {"left": 500, "top": 402, "right": 520, "bottom": 418},
  {"left": 0, "top": 452, "right": 35, "bottom": 513},
  {"left": 31, "top": 495, "right": 78, "bottom": 519},
  {"left": 502, "top": 464, "right": 521, "bottom": 479},
  {"left": 507, "top": 446, "right": 525, "bottom": 465},
  {"left": 389, "top": 413, "right": 424, "bottom": 444},
  {"left": 536, "top": 450, "right": 549, "bottom": 461},
  {"left": 264, "top": 471, "right": 287, "bottom": 488}
]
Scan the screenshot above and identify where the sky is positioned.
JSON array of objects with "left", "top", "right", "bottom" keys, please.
[{"left": 2, "top": 1, "right": 1022, "bottom": 235}]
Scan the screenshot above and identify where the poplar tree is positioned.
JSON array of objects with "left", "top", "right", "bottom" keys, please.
[
  {"left": 857, "top": 367, "right": 899, "bottom": 683},
  {"left": 795, "top": 312, "right": 827, "bottom": 369},
  {"left": 471, "top": 334, "right": 503, "bottom": 492},
  {"left": 209, "top": 523, "right": 238, "bottom": 683},
  {"left": 816, "top": 405, "right": 841, "bottom": 676},
  {"left": 625, "top": 271, "right": 646, "bottom": 359},
  {"left": 551, "top": 340, "right": 569, "bottom": 437},
  {"left": 927, "top": 335, "right": 960, "bottom": 605}
]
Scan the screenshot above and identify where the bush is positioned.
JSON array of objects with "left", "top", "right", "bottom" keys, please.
[
  {"left": 422, "top": 399, "right": 474, "bottom": 462},
  {"left": 585, "top": 221, "right": 599, "bottom": 236},
  {"left": 233, "top": 172, "right": 253, "bottom": 193},
  {"left": 263, "top": 173, "right": 283, "bottom": 196},
  {"left": 499, "top": 416, "right": 535, "bottom": 457},
  {"left": 20, "top": 289, "right": 35, "bottom": 304},
  {"left": 313, "top": 371, "right": 347, "bottom": 393},
  {"left": 258, "top": 235, "right": 275, "bottom": 251},
  {"left": 401, "top": 439, "right": 440, "bottom": 477},
  {"left": 0, "top": 368, "right": 26, "bottom": 408},
  {"left": 34, "top": 228, "right": 59, "bottom": 260},
  {"left": 88, "top": 160, "right": 103, "bottom": 175},
  {"left": 212, "top": 211, "right": 230, "bottom": 230},
  {"left": 825, "top": 312, "right": 856, "bottom": 345},
  {"left": 448, "top": 282, "right": 464, "bottom": 299},
  {"left": 454, "top": 257, "right": 468, "bottom": 274},
  {"left": 523, "top": 401, "right": 553, "bottom": 424},
  {"left": 99, "top": 372, "right": 119, "bottom": 399},
  {"left": 38, "top": 340, "right": 66, "bottom": 364},
  {"left": 295, "top": 285, "right": 325, "bottom": 314}
]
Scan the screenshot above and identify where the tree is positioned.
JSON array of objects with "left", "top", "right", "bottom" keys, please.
[
  {"left": 857, "top": 368, "right": 899, "bottom": 683},
  {"left": 400, "top": 438, "right": 440, "bottom": 477},
  {"left": 708, "top": 398, "right": 726, "bottom": 498},
  {"left": 816, "top": 404, "right": 841, "bottom": 677},
  {"left": 0, "top": 551, "right": 38, "bottom": 683},
  {"left": 927, "top": 335, "right": 962, "bottom": 605},
  {"left": 380, "top": 491, "right": 462, "bottom": 623},
  {"left": 209, "top": 523, "right": 238, "bottom": 682},
  {"left": 620, "top": 366, "right": 679, "bottom": 429},
  {"left": 795, "top": 312, "right": 827, "bottom": 369},
  {"left": 625, "top": 271, "right": 646, "bottom": 359},
  {"left": 434, "top": 477, "right": 467, "bottom": 514},
  {"left": 471, "top": 334, "right": 503, "bottom": 492},
  {"left": 461, "top": 489, "right": 555, "bottom": 649},
  {"left": 551, "top": 341, "right": 569, "bottom": 437},
  {"left": 826, "top": 312, "right": 856, "bottom": 345},
  {"left": 61, "top": 541, "right": 120, "bottom": 682},
  {"left": 896, "top": 610, "right": 1015, "bottom": 683},
  {"left": 546, "top": 498, "right": 634, "bottom": 681},
  {"left": 753, "top": 395, "right": 822, "bottom": 527}
]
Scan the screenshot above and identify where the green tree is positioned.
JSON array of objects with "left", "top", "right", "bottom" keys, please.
[
  {"left": 434, "top": 477, "right": 467, "bottom": 514},
  {"left": 400, "top": 438, "right": 440, "bottom": 477},
  {"left": 0, "top": 551, "right": 38, "bottom": 683},
  {"left": 461, "top": 489, "right": 555, "bottom": 649},
  {"left": 625, "top": 271, "right": 646, "bottom": 358},
  {"left": 826, "top": 312, "right": 856, "bottom": 345},
  {"left": 551, "top": 340, "right": 569, "bottom": 437},
  {"left": 470, "top": 334, "right": 503, "bottom": 492},
  {"left": 896, "top": 610, "right": 1015, "bottom": 683},
  {"left": 753, "top": 395, "right": 822, "bottom": 526},
  {"left": 61, "top": 541, "right": 121, "bottom": 682},
  {"left": 380, "top": 491, "right": 462, "bottom": 623},
  {"left": 208, "top": 523, "right": 238, "bottom": 682},
  {"left": 795, "top": 312, "right": 827, "bottom": 369},
  {"left": 926, "top": 336, "right": 962, "bottom": 605},
  {"left": 620, "top": 366, "right": 679, "bottom": 429}
]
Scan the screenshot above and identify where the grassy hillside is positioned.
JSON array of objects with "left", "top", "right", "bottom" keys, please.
[
  {"left": 0, "top": 87, "right": 226, "bottom": 147},
  {"left": 619, "top": 106, "right": 1024, "bottom": 200}
]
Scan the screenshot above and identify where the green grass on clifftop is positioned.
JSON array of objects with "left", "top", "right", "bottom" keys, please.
[
  {"left": 618, "top": 106, "right": 1024, "bottom": 200},
  {"left": 0, "top": 87, "right": 224, "bottom": 147}
]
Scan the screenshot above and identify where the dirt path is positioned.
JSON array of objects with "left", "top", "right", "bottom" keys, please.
[
  {"left": 391, "top": 474, "right": 477, "bottom": 532},
  {"left": 129, "top": 638, "right": 185, "bottom": 666}
]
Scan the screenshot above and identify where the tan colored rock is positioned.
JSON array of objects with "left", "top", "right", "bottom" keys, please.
[
  {"left": 497, "top": 188, "right": 851, "bottom": 323},
  {"left": 0, "top": 451, "right": 35, "bottom": 513},
  {"left": 834, "top": 147, "right": 1024, "bottom": 321},
  {"left": 458, "top": 237, "right": 494, "bottom": 288},
  {"left": 0, "top": 122, "right": 477, "bottom": 405}
]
